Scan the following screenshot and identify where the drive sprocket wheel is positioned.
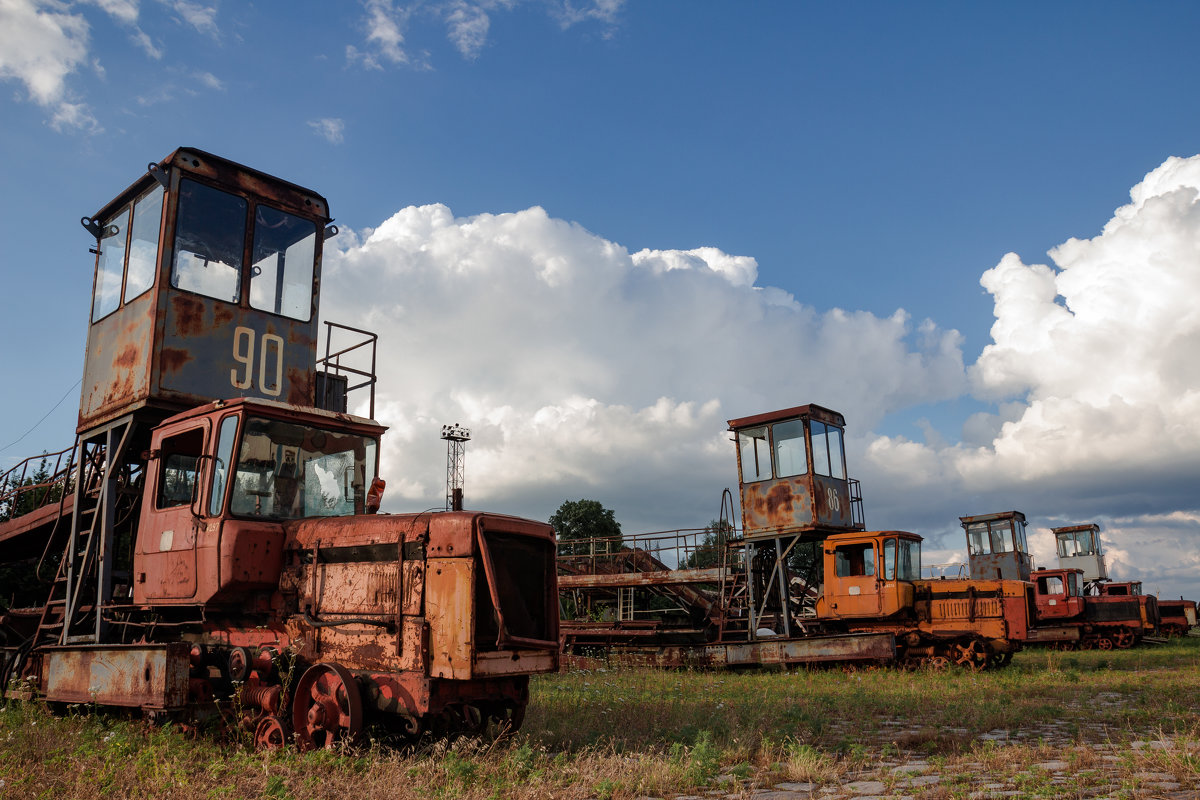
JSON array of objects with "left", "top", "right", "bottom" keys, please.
[
  {"left": 254, "top": 714, "right": 289, "bottom": 751},
  {"left": 926, "top": 655, "right": 951, "bottom": 671},
  {"left": 952, "top": 639, "right": 989, "bottom": 671},
  {"left": 291, "top": 663, "right": 364, "bottom": 751},
  {"left": 1112, "top": 630, "right": 1135, "bottom": 649}
]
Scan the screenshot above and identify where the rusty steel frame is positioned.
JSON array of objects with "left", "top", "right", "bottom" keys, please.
[{"left": 563, "top": 632, "right": 897, "bottom": 670}]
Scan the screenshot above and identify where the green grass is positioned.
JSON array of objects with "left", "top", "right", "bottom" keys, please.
[{"left": 2, "top": 637, "right": 1199, "bottom": 799}]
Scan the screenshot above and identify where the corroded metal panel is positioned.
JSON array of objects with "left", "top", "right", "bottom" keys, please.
[
  {"left": 1025, "top": 625, "right": 1081, "bottom": 643},
  {"left": 79, "top": 291, "right": 156, "bottom": 431},
  {"left": 473, "top": 650, "right": 557, "bottom": 676},
  {"left": 970, "top": 551, "right": 1033, "bottom": 581},
  {"left": 739, "top": 474, "right": 854, "bottom": 538},
  {"left": 557, "top": 567, "right": 726, "bottom": 588},
  {"left": 42, "top": 643, "right": 189, "bottom": 709},
  {"left": 216, "top": 519, "right": 285, "bottom": 594},
  {"left": 911, "top": 579, "right": 1029, "bottom": 643},
  {"left": 425, "top": 557, "right": 474, "bottom": 680},
  {"left": 155, "top": 295, "right": 317, "bottom": 408},
  {"left": 401, "top": 560, "right": 425, "bottom": 615}
]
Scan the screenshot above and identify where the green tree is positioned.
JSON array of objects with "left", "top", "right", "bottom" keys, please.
[
  {"left": 549, "top": 499, "right": 623, "bottom": 556},
  {"left": 682, "top": 519, "right": 734, "bottom": 569}
]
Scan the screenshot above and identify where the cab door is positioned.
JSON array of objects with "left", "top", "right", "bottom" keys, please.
[
  {"left": 134, "top": 423, "right": 207, "bottom": 602},
  {"left": 823, "top": 538, "right": 881, "bottom": 617}
]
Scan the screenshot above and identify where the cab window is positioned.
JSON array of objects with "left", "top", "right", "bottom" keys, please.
[
  {"left": 738, "top": 426, "right": 770, "bottom": 482},
  {"left": 124, "top": 184, "right": 163, "bottom": 302},
  {"left": 156, "top": 428, "right": 205, "bottom": 508},
  {"left": 897, "top": 538, "right": 920, "bottom": 581},
  {"left": 990, "top": 523, "right": 1013, "bottom": 553},
  {"left": 772, "top": 419, "right": 807, "bottom": 478},
  {"left": 834, "top": 542, "right": 875, "bottom": 578},
  {"left": 172, "top": 178, "right": 246, "bottom": 303},
  {"left": 92, "top": 206, "right": 129, "bottom": 321},
  {"left": 1038, "top": 574, "right": 1065, "bottom": 595},
  {"left": 209, "top": 414, "right": 239, "bottom": 515},
  {"left": 249, "top": 205, "right": 316, "bottom": 321},
  {"left": 967, "top": 523, "right": 991, "bottom": 555},
  {"left": 810, "top": 421, "right": 846, "bottom": 479}
]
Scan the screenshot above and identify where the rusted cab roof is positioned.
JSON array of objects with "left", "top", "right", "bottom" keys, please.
[
  {"left": 91, "top": 146, "right": 330, "bottom": 224},
  {"left": 727, "top": 404, "right": 846, "bottom": 431},
  {"left": 959, "top": 510, "right": 1026, "bottom": 525}
]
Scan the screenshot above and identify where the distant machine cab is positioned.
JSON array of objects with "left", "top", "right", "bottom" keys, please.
[{"left": 959, "top": 510, "right": 1033, "bottom": 581}]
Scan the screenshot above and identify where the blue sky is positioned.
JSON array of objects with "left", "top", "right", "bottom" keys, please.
[{"left": 2, "top": 1, "right": 1199, "bottom": 598}]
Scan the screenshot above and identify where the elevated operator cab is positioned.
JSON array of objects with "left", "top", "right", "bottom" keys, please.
[
  {"left": 960, "top": 510, "right": 1033, "bottom": 581},
  {"left": 80, "top": 147, "right": 343, "bottom": 434},
  {"left": 728, "top": 404, "right": 864, "bottom": 538},
  {"left": 1051, "top": 523, "right": 1108, "bottom": 585}
]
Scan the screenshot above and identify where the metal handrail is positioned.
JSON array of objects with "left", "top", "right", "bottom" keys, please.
[
  {"left": 0, "top": 444, "right": 74, "bottom": 519},
  {"left": 318, "top": 321, "right": 378, "bottom": 418}
]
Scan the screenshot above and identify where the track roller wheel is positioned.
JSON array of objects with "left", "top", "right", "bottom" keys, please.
[
  {"left": 1112, "top": 630, "right": 1134, "bottom": 649},
  {"left": 227, "top": 647, "right": 253, "bottom": 682},
  {"left": 952, "top": 640, "right": 988, "bottom": 671},
  {"left": 926, "top": 655, "right": 951, "bottom": 671},
  {"left": 989, "top": 652, "right": 1013, "bottom": 669},
  {"left": 291, "top": 663, "right": 364, "bottom": 751},
  {"left": 1096, "top": 637, "right": 1114, "bottom": 651},
  {"left": 254, "top": 715, "right": 290, "bottom": 751},
  {"left": 1079, "top": 638, "right": 1095, "bottom": 650}
]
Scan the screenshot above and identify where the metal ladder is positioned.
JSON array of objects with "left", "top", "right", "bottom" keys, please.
[{"left": 32, "top": 416, "right": 137, "bottom": 648}]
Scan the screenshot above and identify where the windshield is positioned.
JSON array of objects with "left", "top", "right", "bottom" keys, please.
[{"left": 229, "top": 416, "right": 377, "bottom": 519}]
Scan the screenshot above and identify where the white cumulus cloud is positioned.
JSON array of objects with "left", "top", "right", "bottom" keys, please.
[
  {"left": 863, "top": 154, "right": 1200, "bottom": 598},
  {"left": 320, "top": 203, "right": 966, "bottom": 532},
  {"left": 0, "top": 0, "right": 98, "bottom": 131}
]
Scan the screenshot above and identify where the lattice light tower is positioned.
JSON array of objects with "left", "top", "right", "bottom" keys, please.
[{"left": 441, "top": 423, "right": 470, "bottom": 511}]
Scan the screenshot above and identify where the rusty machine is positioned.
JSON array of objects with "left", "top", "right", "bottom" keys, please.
[
  {"left": 959, "top": 514, "right": 1163, "bottom": 649},
  {"left": 558, "top": 404, "right": 1035, "bottom": 670},
  {"left": 0, "top": 148, "right": 559, "bottom": 748}
]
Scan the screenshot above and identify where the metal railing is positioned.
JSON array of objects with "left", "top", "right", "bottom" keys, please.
[
  {"left": 317, "top": 321, "right": 378, "bottom": 419},
  {"left": 0, "top": 444, "right": 75, "bottom": 522}
]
